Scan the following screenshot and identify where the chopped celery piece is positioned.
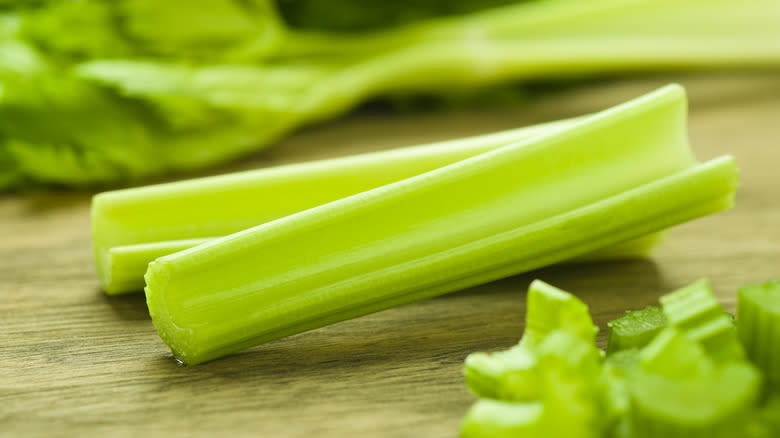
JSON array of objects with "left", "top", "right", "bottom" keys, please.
[
  {"left": 464, "top": 280, "right": 596, "bottom": 401},
  {"left": 600, "top": 349, "right": 640, "bottom": 436},
  {"left": 92, "top": 117, "right": 579, "bottom": 295},
  {"left": 145, "top": 85, "right": 740, "bottom": 365},
  {"left": 520, "top": 280, "right": 597, "bottom": 348},
  {"left": 535, "top": 331, "right": 603, "bottom": 438},
  {"left": 461, "top": 399, "right": 544, "bottom": 438},
  {"left": 738, "top": 280, "right": 780, "bottom": 385},
  {"left": 462, "top": 330, "right": 603, "bottom": 438},
  {"left": 464, "top": 346, "right": 539, "bottom": 401},
  {"left": 607, "top": 306, "right": 667, "bottom": 354},
  {"left": 638, "top": 328, "right": 715, "bottom": 379},
  {"left": 538, "top": 329, "right": 602, "bottom": 381},
  {"left": 628, "top": 363, "right": 762, "bottom": 438},
  {"left": 660, "top": 279, "right": 745, "bottom": 362}
]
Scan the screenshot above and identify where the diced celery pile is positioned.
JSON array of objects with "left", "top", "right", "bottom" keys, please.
[{"left": 462, "top": 279, "right": 780, "bottom": 438}]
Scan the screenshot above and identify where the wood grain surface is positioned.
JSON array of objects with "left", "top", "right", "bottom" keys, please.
[{"left": 1, "top": 74, "right": 779, "bottom": 438}]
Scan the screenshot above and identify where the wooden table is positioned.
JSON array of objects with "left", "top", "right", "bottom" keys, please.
[{"left": 2, "top": 74, "right": 779, "bottom": 437}]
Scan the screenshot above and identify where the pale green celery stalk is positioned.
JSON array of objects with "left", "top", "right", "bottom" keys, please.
[
  {"left": 297, "top": 0, "right": 780, "bottom": 117},
  {"left": 144, "top": 85, "right": 738, "bottom": 365},
  {"left": 312, "top": 38, "right": 780, "bottom": 119},
  {"left": 282, "top": 0, "right": 780, "bottom": 60},
  {"left": 93, "top": 117, "right": 573, "bottom": 294},
  {"left": 97, "top": 115, "right": 663, "bottom": 295},
  {"left": 107, "top": 238, "right": 214, "bottom": 294}
]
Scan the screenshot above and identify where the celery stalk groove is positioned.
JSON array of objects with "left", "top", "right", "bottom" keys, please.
[{"left": 144, "top": 85, "right": 739, "bottom": 365}]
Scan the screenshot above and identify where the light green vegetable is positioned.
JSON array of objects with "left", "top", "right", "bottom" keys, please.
[
  {"left": 93, "top": 115, "right": 661, "bottom": 295},
  {"left": 627, "top": 363, "right": 762, "bottom": 438},
  {"left": 607, "top": 306, "right": 666, "bottom": 354},
  {"left": 462, "top": 330, "right": 603, "bottom": 438},
  {"left": 464, "top": 279, "right": 597, "bottom": 401},
  {"left": 461, "top": 399, "right": 544, "bottom": 438},
  {"left": 638, "top": 328, "right": 715, "bottom": 379},
  {"left": 93, "top": 117, "right": 583, "bottom": 294},
  {"left": 143, "top": 85, "right": 739, "bottom": 365},
  {"left": 598, "top": 349, "right": 638, "bottom": 437},
  {"left": 750, "top": 393, "right": 780, "bottom": 437},
  {"left": 464, "top": 277, "right": 777, "bottom": 438},
  {"left": 520, "top": 280, "right": 597, "bottom": 348},
  {"left": 531, "top": 331, "right": 604, "bottom": 438},
  {"left": 462, "top": 281, "right": 603, "bottom": 438},
  {"left": 464, "top": 345, "right": 539, "bottom": 401},
  {"left": 738, "top": 280, "right": 780, "bottom": 385},
  {"left": 621, "top": 282, "right": 763, "bottom": 437},
  {"left": 660, "top": 279, "right": 745, "bottom": 362},
  {"left": 105, "top": 238, "right": 214, "bottom": 294},
  {"left": 3, "top": 0, "right": 779, "bottom": 189}
]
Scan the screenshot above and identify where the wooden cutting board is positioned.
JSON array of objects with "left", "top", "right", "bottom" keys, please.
[{"left": 2, "top": 74, "right": 779, "bottom": 438}]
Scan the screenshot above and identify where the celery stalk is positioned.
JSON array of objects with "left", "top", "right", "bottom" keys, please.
[
  {"left": 107, "top": 238, "right": 213, "bottom": 294},
  {"left": 144, "top": 85, "right": 738, "bottom": 365},
  {"left": 92, "top": 117, "right": 578, "bottom": 294},
  {"left": 93, "top": 115, "right": 660, "bottom": 295},
  {"left": 146, "top": 159, "right": 736, "bottom": 364}
]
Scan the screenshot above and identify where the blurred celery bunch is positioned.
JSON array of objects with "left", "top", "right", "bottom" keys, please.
[{"left": 1, "top": 0, "right": 779, "bottom": 190}]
